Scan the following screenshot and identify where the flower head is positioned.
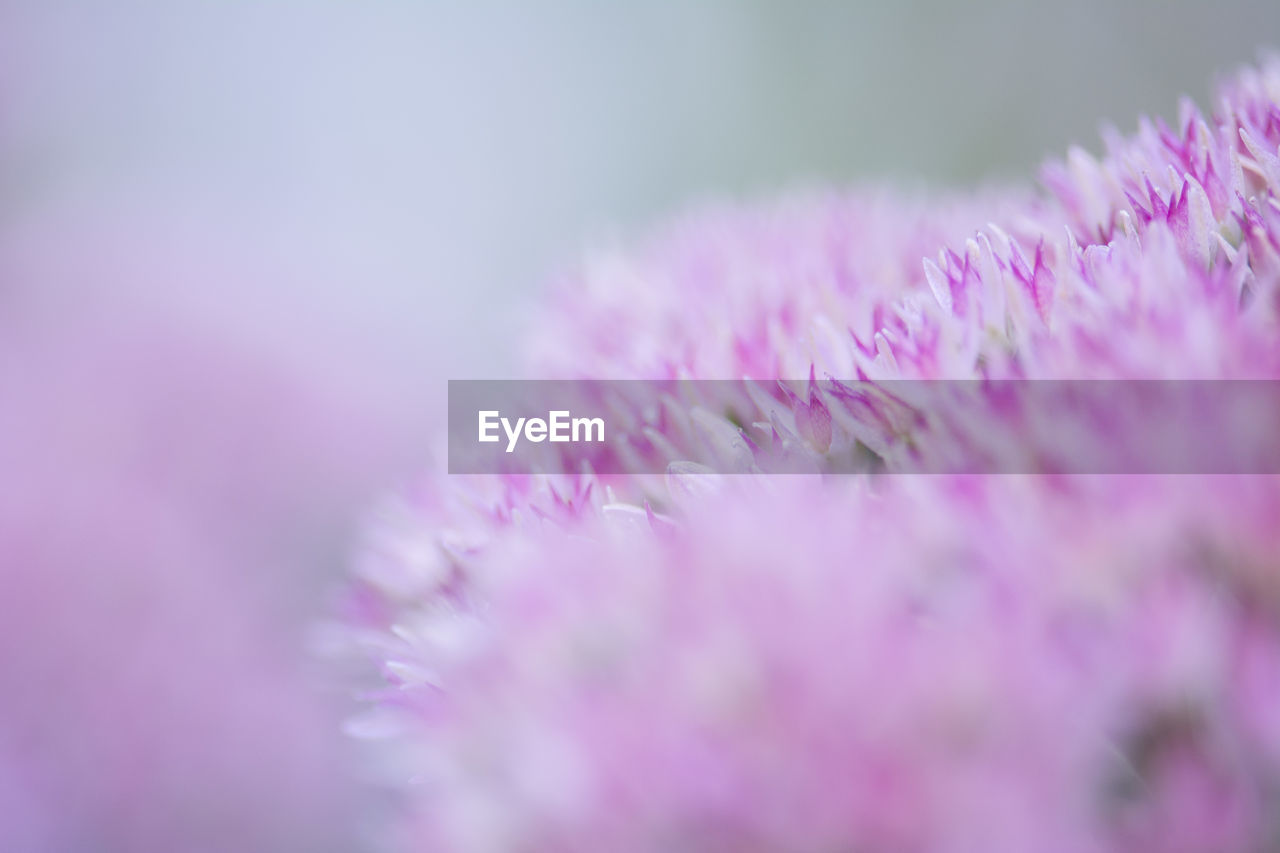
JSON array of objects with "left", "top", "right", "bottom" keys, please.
[{"left": 340, "top": 56, "right": 1280, "bottom": 851}]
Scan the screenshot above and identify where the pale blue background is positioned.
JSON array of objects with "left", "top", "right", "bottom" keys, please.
[{"left": 3, "top": 1, "right": 1277, "bottom": 390}]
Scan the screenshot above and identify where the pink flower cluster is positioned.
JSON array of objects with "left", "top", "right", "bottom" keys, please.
[{"left": 341, "top": 57, "right": 1280, "bottom": 851}]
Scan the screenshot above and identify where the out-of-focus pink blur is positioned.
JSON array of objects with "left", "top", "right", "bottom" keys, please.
[{"left": 1, "top": 1, "right": 1278, "bottom": 850}]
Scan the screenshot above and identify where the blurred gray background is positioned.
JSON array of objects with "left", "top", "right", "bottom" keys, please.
[{"left": 3, "top": 1, "right": 1278, "bottom": 389}]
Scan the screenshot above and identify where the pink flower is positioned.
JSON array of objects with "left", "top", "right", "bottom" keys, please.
[
  {"left": 346, "top": 477, "right": 1280, "bottom": 852},
  {"left": 341, "top": 57, "right": 1280, "bottom": 851}
]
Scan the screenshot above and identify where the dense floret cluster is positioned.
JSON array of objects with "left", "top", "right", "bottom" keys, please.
[{"left": 340, "top": 58, "right": 1280, "bottom": 851}]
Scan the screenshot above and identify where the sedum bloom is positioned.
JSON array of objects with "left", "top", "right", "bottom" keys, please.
[
  {"left": 339, "top": 57, "right": 1280, "bottom": 851},
  {"left": 372, "top": 478, "right": 1280, "bottom": 852}
]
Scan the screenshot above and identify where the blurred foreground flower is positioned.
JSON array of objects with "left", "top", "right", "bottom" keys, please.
[
  {"left": 0, "top": 266, "right": 409, "bottom": 850},
  {"left": 339, "top": 57, "right": 1280, "bottom": 850}
]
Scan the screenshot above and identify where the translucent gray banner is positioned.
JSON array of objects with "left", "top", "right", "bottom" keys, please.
[{"left": 448, "top": 379, "right": 1280, "bottom": 475}]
